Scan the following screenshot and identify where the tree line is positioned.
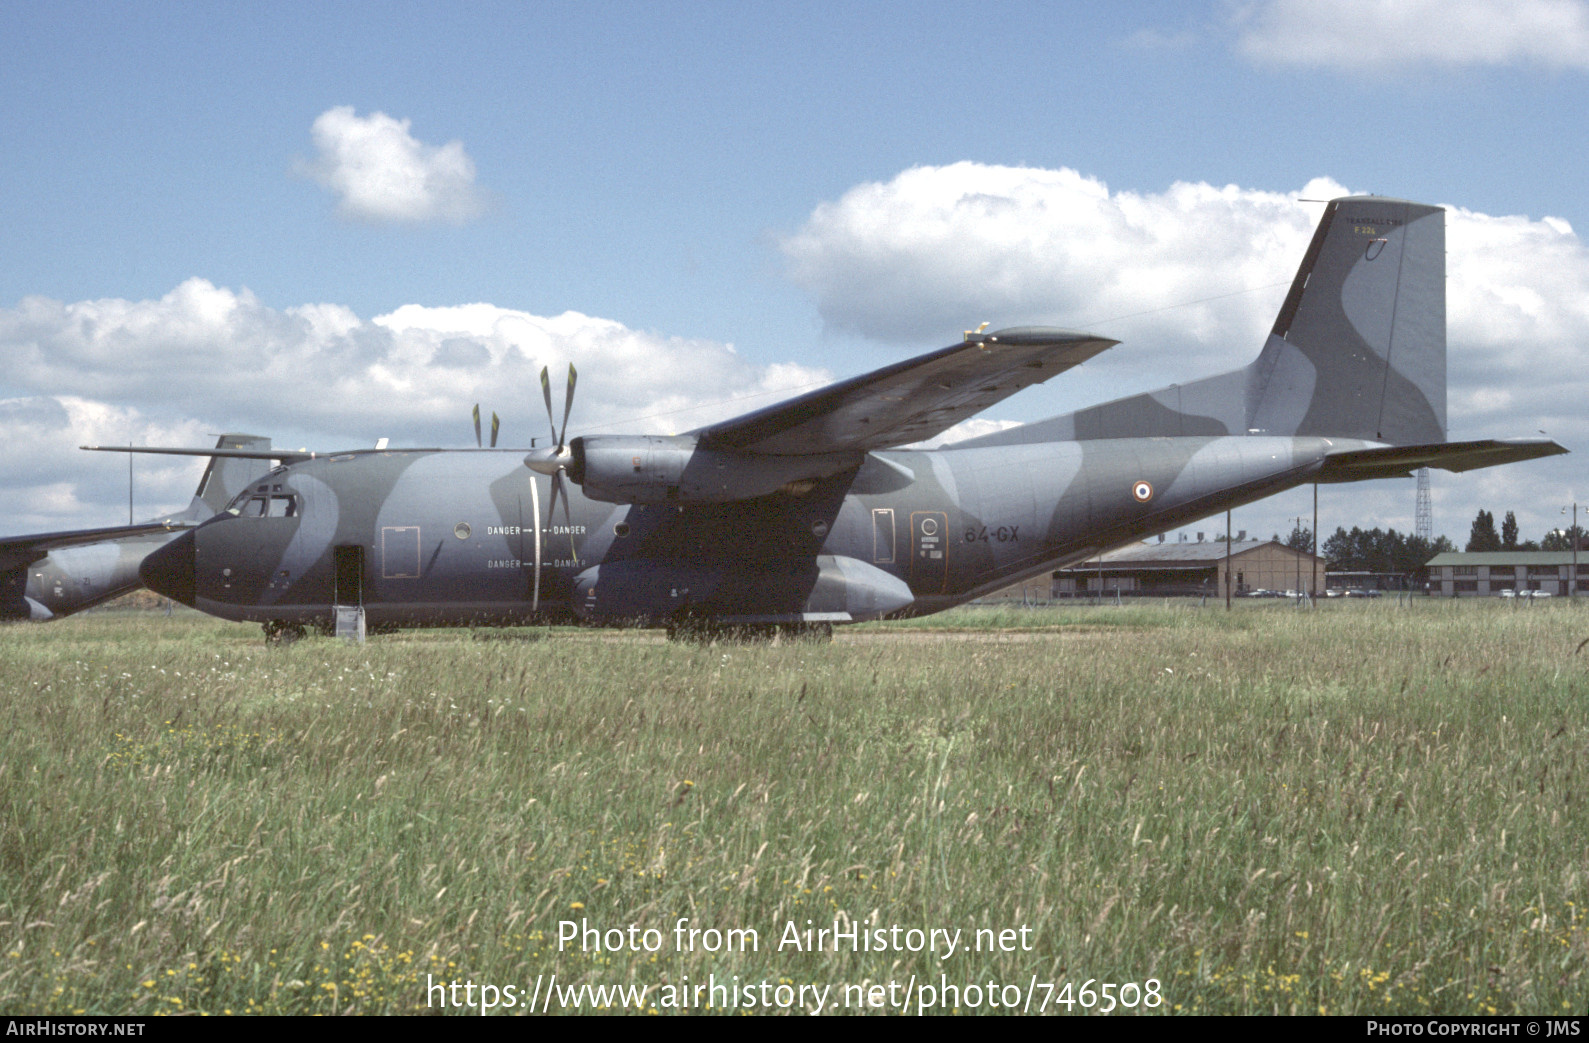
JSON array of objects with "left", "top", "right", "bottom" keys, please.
[
  {"left": 1318, "top": 527, "right": 1454, "bottom": 574},
  {"left": 1464, "top": 509, "right": 1585, "bottom": 552},
  {"left": 1288, "top": 510, "right": 1587, "bottom": 574}
]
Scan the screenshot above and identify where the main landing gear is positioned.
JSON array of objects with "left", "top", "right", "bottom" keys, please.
[
  {"left": 262, "top": 619, "right": 307, "bottom": 645},
  {"left": 665, "top": 620, "right": 834, "bottom": 645}
]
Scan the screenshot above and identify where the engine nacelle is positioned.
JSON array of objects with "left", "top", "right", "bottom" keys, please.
[{"left": 569, "top": 435, "right": 859, "bottom": 505}]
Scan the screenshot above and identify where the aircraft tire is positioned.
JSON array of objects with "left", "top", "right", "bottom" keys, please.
[
  {"left": 665, "top": 619, "right": 717, "bottom": 645},
  {"left": 263, "top": 620, "right": 307, "bottom": 645},
  {"left": 779, "top": 621, "right": 833, "bottom": 644},
  {"left": 665, "top": 620, "right": 832, "bottom": 645}
]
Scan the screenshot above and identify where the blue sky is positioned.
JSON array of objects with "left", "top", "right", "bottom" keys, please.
[{"left": 4, "top": 0, "right": 1588, "bottom": 547}]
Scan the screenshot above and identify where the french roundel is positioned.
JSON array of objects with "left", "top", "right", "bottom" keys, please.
[{"left": 1132, "top": 480, "right": 1153, "bottom": 502}]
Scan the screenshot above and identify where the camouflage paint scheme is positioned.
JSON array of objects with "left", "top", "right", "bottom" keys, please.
[
  {"left": 0, "top": 436, "right": 271, "bottom": 621},
  {"left": 138, "top": 197, "right": 1565, "bottom": 636}
]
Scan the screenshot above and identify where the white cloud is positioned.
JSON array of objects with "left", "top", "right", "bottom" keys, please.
[
  {"left": 0, "top": 395, "right": 212, "bottom": 531},
  {"left": 0, "top": 284, "right": 827, "bottom": 531},
  {"left": 780, "top": 162, "right": 1589, "bottom": 543},
  {"left": 1232, "top": 0, "right": 1589, "bottom": 70},
  {"left": 912, "top": 417, "right": 1023, "bottom": 449},
  {"left": 780, "top": 162, "right": 1340, "bottom": 370},
  {"left": 298, "top": 106, "right": 487, "bottom": 224}
]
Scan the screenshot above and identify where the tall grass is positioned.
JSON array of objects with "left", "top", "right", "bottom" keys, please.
[{"left": 1, "top": 600, "right": 1585, "bottom": 1014}]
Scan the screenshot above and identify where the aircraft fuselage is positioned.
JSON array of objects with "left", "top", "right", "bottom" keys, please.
[{"left": 143, "top": 435, "right": 1351, "bottom": 630}]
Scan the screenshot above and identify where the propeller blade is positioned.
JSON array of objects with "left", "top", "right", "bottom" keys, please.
[
  {"left": 472, "top": 404, "right": 482, "bottom": 448},
  {"left": 490, "top": 412, "right": 500, "bottom": 449},
  {"left": 540, "top": 366, "right": 557, "bottom": 446},
  {"left": 558, "top": 363, "right": 577, "bottom": 449},
  {"left": 554, "top": 471, "right": 576, "bottom": 557}
]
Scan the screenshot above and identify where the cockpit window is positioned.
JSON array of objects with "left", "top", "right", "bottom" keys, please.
[{"left": 229, "top": 493, "right": 296, "bottom": 518}]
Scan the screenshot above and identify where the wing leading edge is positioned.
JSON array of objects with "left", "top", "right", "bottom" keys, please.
[{"left": 695, "top": 327, "right": 1117, "bottom": 455}]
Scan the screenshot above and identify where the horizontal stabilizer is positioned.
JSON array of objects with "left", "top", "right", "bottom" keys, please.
[{"left": 1317, "top": 437, "right": 1567, "bottom": 483}]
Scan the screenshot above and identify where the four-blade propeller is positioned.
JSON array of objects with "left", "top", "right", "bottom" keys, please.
[{"left": 525, "top": 364, "right": 578, "bottom": 553}]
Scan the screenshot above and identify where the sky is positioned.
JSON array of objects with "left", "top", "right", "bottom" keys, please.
[{"left": 3, "top": 0, "right": 1588, "bottom": 549}]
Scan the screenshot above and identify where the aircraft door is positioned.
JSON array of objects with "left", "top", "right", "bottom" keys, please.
[
  {"left": 334, "top": 544, "right": 365, "bottom": 606},
  {"left": 909, "top": 511, "right": 949, "bottom": 593}
]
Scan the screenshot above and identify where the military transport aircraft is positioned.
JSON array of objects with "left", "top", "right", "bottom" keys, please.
[
  {"left": 1, "top": 436, "right": 271, "bottom": 621},
  {"left": 115, "top": 196, "right": 1563, "bottom": 641}
]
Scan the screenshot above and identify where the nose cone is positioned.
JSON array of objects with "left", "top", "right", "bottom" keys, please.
[
  {"left": 523, "top": 444, "right": 570, "bottom": 476},
  {"left": 141, "top": 529, "right": 197, "bottom": 606}
]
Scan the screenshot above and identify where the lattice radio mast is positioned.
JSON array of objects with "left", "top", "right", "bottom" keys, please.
[{"left": 1415, "top": 467, "right": 1432, "bottom": 541}]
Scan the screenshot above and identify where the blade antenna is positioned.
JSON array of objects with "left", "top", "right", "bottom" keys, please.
[
  {"left": 472, "top": 404, "right": 482, "bottom": 449},
  {"left": 490, "top": 411, "right": 500, "bottom": 449}
]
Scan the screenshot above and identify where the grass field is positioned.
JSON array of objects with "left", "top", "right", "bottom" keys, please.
[{"left": 2, "top": 599, "right": 1586, "bottom": 1015}]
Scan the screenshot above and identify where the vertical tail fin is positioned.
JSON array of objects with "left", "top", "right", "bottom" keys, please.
[
  {"left": 1247, "top": 196, "right": 1445, "bottom": 443},
  {"left": 177, "top": 434, "right": 274, "bottom": 520},
  {"left": 953, "top": 195, "right": 1447, "bottom": 448}
]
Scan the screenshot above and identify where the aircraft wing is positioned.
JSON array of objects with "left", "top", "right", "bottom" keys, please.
[
  {"left": 695, "top": 327, "right": 1117, "bottom": 455},
  {"left": 82, "top": 445, "right": 316, "bottom": 464},
  {"left": 1317, "top": 437, "right": 1568, "bottom": 482},
  {"left": 0, "top": 521, "right": 184, "bottom": 571}
]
